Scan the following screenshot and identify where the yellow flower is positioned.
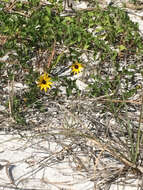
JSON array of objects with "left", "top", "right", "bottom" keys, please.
[
  {"left": 71, "top": 61, "right": 83, "bottom": 75},
  {"left": 37, "top": 73, "right": 52, "bottom": 92}
]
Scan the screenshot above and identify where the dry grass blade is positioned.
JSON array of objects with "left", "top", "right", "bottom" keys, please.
[
  {"left": 82, "top": 134, "right": 143, "bottom": 174},
  {"left": 47, "top": 40, "right": 56, "bottom": 69},
  {"left": 4, "top": 0, "right": 17, "bottom": 12},
  {"left": 0, "top": 159, "right": 16, "bottom": 186},
  {"left": 102, "top": 98, "right": 142, "bottom": 105},
  {"left": 134, "top": 91, "right": 143, "bottom": 163},
  {"left": 94, "top": 144, "right": 108, "bottom": 175},
  {"left": 8, "top": 75, "right": 15, "bottom": 120}
]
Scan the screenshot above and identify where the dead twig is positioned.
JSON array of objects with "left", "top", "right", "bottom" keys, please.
[{"left": 102, "top": 98, "right": 142, "bottom": 105}]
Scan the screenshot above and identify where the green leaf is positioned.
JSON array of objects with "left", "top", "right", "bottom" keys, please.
[
  {"left": 119, "top": 45, "right": 126, "bottom": 51},
  {"left": 45, "top": 6, "right": 51, "bottom": 16}
]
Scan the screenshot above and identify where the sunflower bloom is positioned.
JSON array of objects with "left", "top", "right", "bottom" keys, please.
[
  {"left": 71, "top": 61, "right": 83, "bottom": 75},
  {"left": 37, "top": 73, "right": 52, "bottom": 92}
]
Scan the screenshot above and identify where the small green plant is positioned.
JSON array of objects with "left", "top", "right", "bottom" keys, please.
[{"left": 0, "top": 0, "right": 142, "bottom": 117}]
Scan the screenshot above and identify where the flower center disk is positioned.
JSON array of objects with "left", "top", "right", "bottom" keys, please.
[
  {"left": 42, "top": 80, "right": 46, "bottom": 84},
  {"left": 74, "top": 65, "right": 79, "bottom": 69}
]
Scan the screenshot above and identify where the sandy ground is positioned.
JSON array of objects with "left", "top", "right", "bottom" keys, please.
[
  {"left": 0, "top": 131, "right": 141, "bottom": 190},
  {"left": 0, "top": 131, "right": 95, "bottom": 190}
]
